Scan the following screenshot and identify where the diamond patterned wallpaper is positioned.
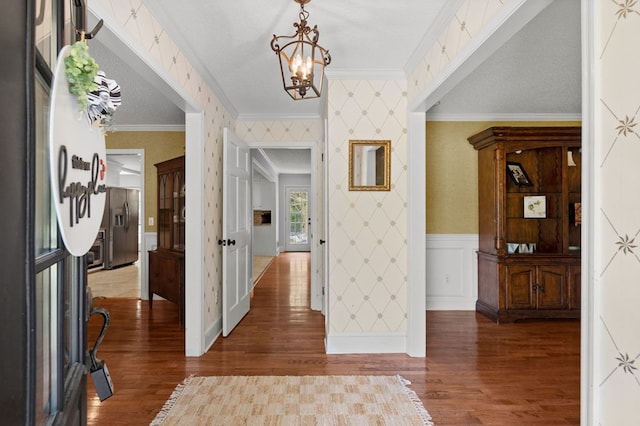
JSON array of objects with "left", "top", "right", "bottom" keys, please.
[
  {"left": 408, "top": 0, "right": 505, "bottom": 104},
  {"left": 97, "top": 0, "right": 234, "bottom": 327},
  {"left": 595, "top": 1, "right": 640, "bottom": 422},
  {"left": 327, "top": 80, "right": 408, "bottom": 334}
]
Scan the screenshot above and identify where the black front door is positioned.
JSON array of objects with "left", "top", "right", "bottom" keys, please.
[{"left": 0, "top": 0, "right": 89, "bottom": 424}]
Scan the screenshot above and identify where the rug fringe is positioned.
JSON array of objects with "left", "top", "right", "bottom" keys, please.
[
  {"left": 150, "top": 375, "right": 194, "bottom": 426},
  {"left": 397, "top": 375, "right": 436, "bottom": 426}
]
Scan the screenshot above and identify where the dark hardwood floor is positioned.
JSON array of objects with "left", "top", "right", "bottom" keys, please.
[{"left": 87, "top": 252, "right": 580, "bottom": 425}]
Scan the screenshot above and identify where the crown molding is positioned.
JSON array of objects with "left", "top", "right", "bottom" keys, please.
[
  {"left": 324, "top": 68, "right": 406, "bottom": 80},
  {"left": 404, "top": 0, "right": 466, "bottom": 75},
  {"left": 106, "top": 124, "right": 186, "bottom": 132},
  {"left": 237, "top": 113, "right": 323, "bottom": 122},
  {"left": 425, "top": 112, "right": 582, "bottom": 122},
  {"left": 142, "top": 2, "right": 239, "bottom": 120}
]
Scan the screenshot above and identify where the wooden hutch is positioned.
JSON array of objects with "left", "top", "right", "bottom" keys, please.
[
  {"left": 468, "top": 127, "right": 581, "bottom": 322},
  {"left": 148, "top": 156, "right": 185, "bottom": 323}
]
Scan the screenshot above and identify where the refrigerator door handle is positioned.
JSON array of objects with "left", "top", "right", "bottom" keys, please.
[{"left": 124, "top": 201, "right": 130, "bottom": 232}]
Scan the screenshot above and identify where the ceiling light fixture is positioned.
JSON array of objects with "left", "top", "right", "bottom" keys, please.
[{"left": 270, "top": 0, "right": 331, "bottom": 100}]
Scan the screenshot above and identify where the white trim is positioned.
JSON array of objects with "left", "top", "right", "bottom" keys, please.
[
  {"left": 143, "top": 3, "right": 238, "bottom": 119},
  {"left": 409, "top": 0, "right": 554, "bottom": 113},
  {"left": 204, "top": 314, "right": 222, "bottom": 353},
  {"left": 107, "top": 124, "right": 185, "bottom": 132},
  {"left": 252, "top": 158, "right": 277, "bottom": 183},
  {"left": 88, "top": 4, "right": 201, "bottom": 115},
  {"left": 406, "top": 112, "right": 427, "bottom": 357},
  {"left": 326, "top": 333, "right": 406, "bottom": 354},
  {"left": 324, "top": 68, "right": 406, "bottom": 80},
  {"left": 425, "top": 113, "right": 583, "bottom": 122},
  {"left": 142, "top": 232, "right": 157, "bottom": 300},
  {"left": 185, "top": 112, "right": 205, "bottom": 357},
  {"left": 581, "top": 1, "right": 596, "bottom": 424},
  {"left": 404, "top": 0, "right": 467, "bottom": 74},
  {"left": 256, "top": 149, "right": 280, "bottom": 176}
]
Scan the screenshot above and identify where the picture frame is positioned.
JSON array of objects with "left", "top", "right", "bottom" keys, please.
[
  {"left": 524, "top": 195, "right": 546, "bottom": 218},
  {"left": 506, "top": 161, "right": 532, "bottom": 186},
  {"left": 348, "top": 140, "right": 391, "bottom": 191}
]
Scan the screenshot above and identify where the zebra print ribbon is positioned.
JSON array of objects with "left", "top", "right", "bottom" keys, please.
[{"left": 87, "top": 70, "right": 121, "bottom": 126}]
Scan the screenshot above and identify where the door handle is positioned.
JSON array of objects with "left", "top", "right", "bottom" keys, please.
[
  {"left": 319, "top": 239, "right": 326, "bottom": 245},
  {"left": 218, "top": 239, "right": 226, "bottom": 246},
  {"left": 227, "top": 239, "right": 236, "bottom": 246},
  {"left": 124, "top": 201, "right": 130, "bottom": 231}
]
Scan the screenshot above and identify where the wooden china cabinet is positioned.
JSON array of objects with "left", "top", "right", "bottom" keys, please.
[
  {"left": 148, "top": 156, "right": 185, "bottom": 323},
  {"left": 468, "top": 127, "right": 581, "bottom": 323}
]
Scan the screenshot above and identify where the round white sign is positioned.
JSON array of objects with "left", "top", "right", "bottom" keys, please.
[{"left": 49, "top": 45, "right": 107, "bottom": 256}]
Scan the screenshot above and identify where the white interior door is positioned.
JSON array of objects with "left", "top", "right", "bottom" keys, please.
[{"left": 222, "top": 128, "right": 252, "bottom": 337}]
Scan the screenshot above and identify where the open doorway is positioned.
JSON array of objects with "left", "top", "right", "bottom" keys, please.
[{"left": 248, "top": 144, "right": 322, "bottom": 311}]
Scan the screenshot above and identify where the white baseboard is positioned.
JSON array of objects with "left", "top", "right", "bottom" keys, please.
[
  {"left": 325, "top": 332, "right": 406, "bottom": 354},
  {"left": 204, "top": 316, "right": 222, "bottom": 353},
  {"left": 426, "top": 234, "right": 478, "bottom": 311},
  {"left": 141, "top": 232, "right": 157, "bottom": 300}
]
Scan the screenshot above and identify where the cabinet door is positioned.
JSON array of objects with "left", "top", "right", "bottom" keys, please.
[
  {"left": 149, "top": 253, "right": 180, "bottom": 303},
  {"left": 536, "top": 265, "right": 569, "bottom": 310},
  {"left": 506, "top": 265, "right": 536, "bottom": 309},
  {"left": 569, "top": 265, "right": 581, "bottom": 310}
]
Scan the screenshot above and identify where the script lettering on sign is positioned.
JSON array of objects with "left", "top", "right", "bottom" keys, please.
[{"left": 58, "top": 145, "right": 107, "bottom": 227}]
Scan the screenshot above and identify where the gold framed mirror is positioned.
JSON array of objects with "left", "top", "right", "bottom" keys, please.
[{"left": 349, "top": 140, "right": 391, "bottom": 191}]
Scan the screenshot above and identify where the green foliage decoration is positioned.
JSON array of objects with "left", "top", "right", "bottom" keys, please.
[{"left": 64, "top": 41, "right": 99, "bottom": 111}]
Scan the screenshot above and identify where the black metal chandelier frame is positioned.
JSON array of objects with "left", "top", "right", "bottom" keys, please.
[{"left": 270, "top": 0, "right": 331, "bottom": 100}]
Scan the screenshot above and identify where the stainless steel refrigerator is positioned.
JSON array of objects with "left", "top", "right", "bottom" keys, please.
[{"left": 101, "top": 187, "right": 139, "bottom": 269}]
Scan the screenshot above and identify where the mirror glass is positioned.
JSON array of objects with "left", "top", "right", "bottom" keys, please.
[{"left": 349, "top": 140, "right": 390, "bottom": 191}]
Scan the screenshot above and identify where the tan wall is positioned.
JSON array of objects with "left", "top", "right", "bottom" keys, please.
[
  {"left": 426, "top": 121, "right": 581, "bottom": 234},
  {"left": 105, "top": 131, "right": 185, "bottom": 233}
]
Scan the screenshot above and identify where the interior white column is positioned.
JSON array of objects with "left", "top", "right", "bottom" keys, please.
[{"left": 406, "top": 111, "right": 426, "bottom": 357}]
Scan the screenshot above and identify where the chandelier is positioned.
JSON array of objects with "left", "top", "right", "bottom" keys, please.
[{"left": 270, "top": 0, "right": 331, "bottom": 100}]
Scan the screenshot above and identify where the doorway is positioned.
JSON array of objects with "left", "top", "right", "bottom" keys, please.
[
  {"left": 247, "top": 142, "right": 322, "bottom": 312},
  {"left": 87, "top": 150, "right": 145, "bottom": 299},
  {"left": 285, "top": 186, "right": 311, "bottom": 252}
]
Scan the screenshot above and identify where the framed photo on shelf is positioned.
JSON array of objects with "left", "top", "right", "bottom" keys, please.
[
  {"left": 506, "top": 161, "right": 532, "bottom": 186},
  {"left": 524, "top": 195, "right": 546, "bottom": 218}
]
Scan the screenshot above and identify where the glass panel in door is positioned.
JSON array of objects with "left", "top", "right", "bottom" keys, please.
[{"left": 286, "top": 188, "right": 310, "bottom": 252}]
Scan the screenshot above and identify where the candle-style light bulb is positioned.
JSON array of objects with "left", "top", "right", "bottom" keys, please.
[{"left": 291, "top": 54, "right": 302, "bottom": 77}]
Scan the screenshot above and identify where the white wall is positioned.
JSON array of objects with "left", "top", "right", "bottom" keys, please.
[{"left": 252, "top": 172, "right": 277, "bottom": 256}]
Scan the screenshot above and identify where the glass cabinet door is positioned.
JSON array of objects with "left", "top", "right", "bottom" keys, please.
[
  {"left": 158, "top": 173, "right": 171, "bottom": 249},
  {"left": 172, "top": 169, "right": 185, "bottom": 251}
]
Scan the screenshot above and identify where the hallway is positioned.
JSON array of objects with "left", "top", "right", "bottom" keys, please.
[{"left": 88, "top": 252, "right": 580, "bottom": 425}]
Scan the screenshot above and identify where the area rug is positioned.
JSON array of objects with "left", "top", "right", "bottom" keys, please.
[{"left": 151, "top": 375, "right": 435, "bottom": 425}]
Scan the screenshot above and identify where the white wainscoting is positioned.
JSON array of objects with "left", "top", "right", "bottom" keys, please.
[
  {"left": 425, "top": 234, "right": 478, "bottom": 311},
  {"left": 142, "top": 232, "right": 157, "bottom": 300}
]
